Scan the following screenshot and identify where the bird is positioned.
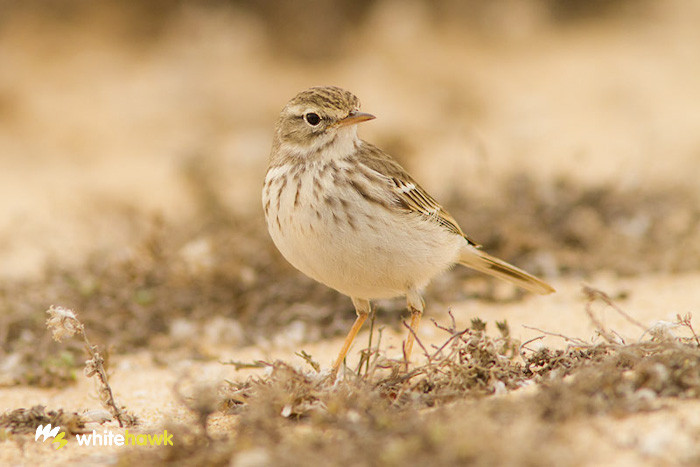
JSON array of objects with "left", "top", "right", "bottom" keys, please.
[{"left": 262, "top": 86, "right": 554, "bottom": 377}]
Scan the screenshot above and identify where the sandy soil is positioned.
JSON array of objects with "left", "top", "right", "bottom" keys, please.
[
  {"left": 3, "top": 275, "right": 700, "bottom": 466},
  {"left": 1, "top": 1, "right": 700, "bottom": 465}
]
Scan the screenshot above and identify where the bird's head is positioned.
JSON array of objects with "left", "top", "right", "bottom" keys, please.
[{"left": 274, "top": 86, "right": 375, "bottom": 158}]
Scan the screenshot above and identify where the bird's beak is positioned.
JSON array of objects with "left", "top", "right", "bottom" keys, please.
[{"left": 337, "top": 111, "right": 376, "bottom": 127}]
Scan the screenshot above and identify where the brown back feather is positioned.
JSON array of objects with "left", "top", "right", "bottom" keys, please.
[{"left": 355, "top": 142, "right": 480, "bottom": 246}]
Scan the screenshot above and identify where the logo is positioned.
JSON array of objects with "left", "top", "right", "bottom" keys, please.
[
  {"left": 34, "top": 424, "right": 174, "bottom": 449},
  {"left": 35, "top": 424, "right": 68, "bottom": 450},
  {"left": 75, "top": 429, "right": 174, "bottom": 446}
]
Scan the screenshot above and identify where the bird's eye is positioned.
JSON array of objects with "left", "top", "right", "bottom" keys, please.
[{"left": 304, "top": 113, "right": 321, "bottom": 126}]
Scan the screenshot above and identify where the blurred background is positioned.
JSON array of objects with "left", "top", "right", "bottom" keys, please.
[
  {"left": 1, "top": 0, "right": 699, "bottom": 276},
  {"left": 1, "top": 0, "right": 700, "bottom": 380}
]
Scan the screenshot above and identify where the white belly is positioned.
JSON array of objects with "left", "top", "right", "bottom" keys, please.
[{"left": 262, "top": 161, "right": 464, "bottom": 300}]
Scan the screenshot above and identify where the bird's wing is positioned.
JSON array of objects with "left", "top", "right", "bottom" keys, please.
[
  {"left": 356, "top": 143, "right": 480, "bottom": 246},
  {"left": 388, "top": 176, "right": 465, "bottom": 236}
]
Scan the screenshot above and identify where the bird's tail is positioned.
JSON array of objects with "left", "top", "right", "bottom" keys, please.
[{"left": 458, "top": 246, "right": 555, "bottom": 295}]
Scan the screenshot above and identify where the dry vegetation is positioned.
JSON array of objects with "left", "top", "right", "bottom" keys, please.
[
  {"left": 2, "top": 0, "right": 700, "bottom": 465},
  {"left": 120, "top": 291, "right": 700, "bottom": 466}
]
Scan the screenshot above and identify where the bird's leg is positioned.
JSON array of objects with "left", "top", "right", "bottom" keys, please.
[
  {"left": 331, "top": 298, "right": 370, "bottom": 378},
  {"left": 403, "top": 289, "right": 425, "bottom": 368}
]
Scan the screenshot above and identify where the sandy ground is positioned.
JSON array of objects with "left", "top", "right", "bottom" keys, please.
[
  {"left": 0, "top": 274, "right": 700, "bottom": 465},
  {"left": 3, "top": 275, "right": 700, "bottom": 465},
  {"left": 2, "top": 1, "right": 700, "bottom": 465}
]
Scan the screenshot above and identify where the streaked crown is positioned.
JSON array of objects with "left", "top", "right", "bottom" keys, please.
[{"left": 287, "top": 86, "right": 361, "bottom": 115}]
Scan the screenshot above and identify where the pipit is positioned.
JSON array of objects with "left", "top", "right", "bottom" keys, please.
[{"left": 263, "top": 86, "right": 554, "bottom": 376}]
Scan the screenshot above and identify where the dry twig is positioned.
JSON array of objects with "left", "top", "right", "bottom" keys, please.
[
  {"left": 583, "top": 285, "right": 647, "bottom": 330},
  {"left": 521, "top": 325, "right": 589, "bottom": 347},
  {"left": 675, "top": 313, "right": 700, "bottom": 346},
  {"left": 45, "top": 306, "right": 136, "bottom": 427},
  {"left": 296, "top": 350, "right": 321, "bottom": 373}
]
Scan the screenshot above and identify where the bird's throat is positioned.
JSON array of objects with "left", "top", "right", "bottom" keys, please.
[{"left": 278, "top": 127, "right": 361, "bottom": 164}]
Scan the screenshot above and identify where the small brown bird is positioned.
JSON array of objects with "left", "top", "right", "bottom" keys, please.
[{"left": 263, "top": 86, "right": 554, "bottom": 376}]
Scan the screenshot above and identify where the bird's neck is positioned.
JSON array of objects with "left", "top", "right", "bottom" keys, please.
[{"left": 272, "top": 127, "right": 361, "bottom": 167}]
